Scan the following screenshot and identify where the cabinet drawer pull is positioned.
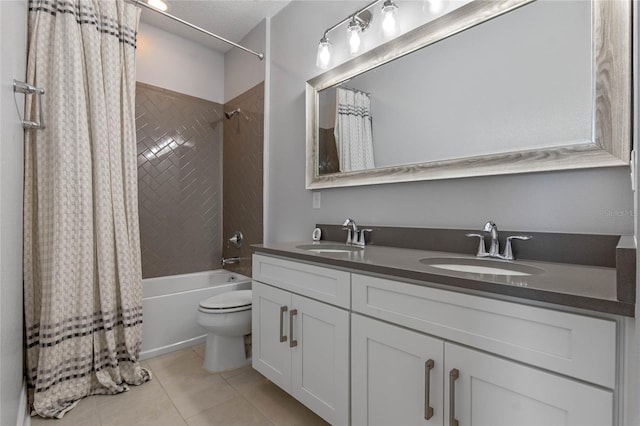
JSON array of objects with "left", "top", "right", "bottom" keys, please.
[
  {"left": 424, "top": 359, "right": 435, "bottom": 420},
  {"left": 279, "top": 306, "right": 288, "bottom": 343},
  {"left": 290, "top": 309, "right": 298, "bottom": 348},
  {"left": 449, "top": 368, "right": 459, "bottom": 426}
]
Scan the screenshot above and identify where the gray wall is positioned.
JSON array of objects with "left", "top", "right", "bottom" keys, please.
[
  {"left": 0, "top": 1, "right": 27, "bottom": 424},
  {"left": 267, "top": 1, "right": 634, "bottom": 243},
  {"left": 224, "top": 19, "right": 266, "bottom": 103}
]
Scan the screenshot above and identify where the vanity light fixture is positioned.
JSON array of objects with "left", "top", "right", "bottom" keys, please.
[
  {"left": 147, "top": 0, "right": 167, "bottom": 12},
  {"left": 315, "top": 0, "right": 397, "bottom": 68}
]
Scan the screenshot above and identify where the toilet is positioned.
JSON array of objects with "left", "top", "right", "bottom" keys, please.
[{"left": 196, "top": 289, "right": 252, "bottom": 372}]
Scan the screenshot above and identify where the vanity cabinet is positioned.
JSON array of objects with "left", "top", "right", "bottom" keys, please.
[
  {"left": 252, "top": 255, "right": 350, "bottom": 425},
  {"left": 253, "top": 253, "right": 619, "bottom": 426}
]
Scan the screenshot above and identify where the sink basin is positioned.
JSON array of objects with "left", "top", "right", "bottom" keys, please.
[
  {"left": 296, "top": 243, "right": 364, "bottom": 253},
  {"left": 419, "top": 257, "right": 544, "bottom": 276}
]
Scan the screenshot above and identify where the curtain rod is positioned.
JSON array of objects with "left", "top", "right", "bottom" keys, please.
[{"left": 128, "top": 0, "right": 264, "bottom": 60}]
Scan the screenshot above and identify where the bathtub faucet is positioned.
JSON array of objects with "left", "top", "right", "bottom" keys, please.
[{"left": 221, "top": 256, "right": 240, "bottom": 266}]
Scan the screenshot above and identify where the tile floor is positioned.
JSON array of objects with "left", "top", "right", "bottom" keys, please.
[{"left": 31, "top": 345, "right": 329, "bottom": 426}]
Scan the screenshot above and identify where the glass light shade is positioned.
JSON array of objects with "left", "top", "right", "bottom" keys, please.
[
  {"left": 381, "top": 1, "right": 400, "bottom": 38},
  {"left": 348, "top": 22, "right": 362, "bottom": 55},
  {"left": 147, "top": 0, "right": 168, "bottom": 11},
  {"left": 316, "top": 38, "right": 333, "bottom": 69},
  {"left": 423, "top": 0, "right": 448, "bottom": 15}
]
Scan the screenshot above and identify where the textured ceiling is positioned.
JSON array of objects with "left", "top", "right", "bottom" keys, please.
[{"left": 138, "top": 0, "right": 291, "bottom": 53}]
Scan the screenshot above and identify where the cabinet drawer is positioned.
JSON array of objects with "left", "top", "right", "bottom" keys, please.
[
  {"left": 352, "top": 274, "right": 616, "bottom": 388},
  {"left": 253, "top": 254, "right": 350, "bottom": 308}
]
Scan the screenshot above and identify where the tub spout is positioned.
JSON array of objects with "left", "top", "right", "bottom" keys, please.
[{"left": 221, "top": 256, "right": 240, "bottom": 266}]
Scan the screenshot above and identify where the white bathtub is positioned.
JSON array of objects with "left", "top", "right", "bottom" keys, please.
[{"left": 141, "top": 269, "right": 251, "bottom": 360}]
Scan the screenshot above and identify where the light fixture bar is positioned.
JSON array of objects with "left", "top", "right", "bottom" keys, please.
[
  {"left": 320, "top": 0, "right": 383, "bottom": 39},
  {"left": 128, "top": 0, "right": 264, "bottom": 60}
]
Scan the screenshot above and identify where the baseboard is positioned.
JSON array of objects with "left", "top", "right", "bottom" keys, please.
[
  {"left": 139, "top": 335, "right": 205, "bottom": 360},
  {"left": 17, "top": 379, "right": 29, "bottom": 426}
]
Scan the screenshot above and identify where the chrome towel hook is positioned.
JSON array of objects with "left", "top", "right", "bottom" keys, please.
[{"left": 13, "top": 79, "right": 45, "bottom": 130}]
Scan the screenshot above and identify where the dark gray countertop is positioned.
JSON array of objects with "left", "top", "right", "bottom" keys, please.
[{"left": 252, "top": 241, "right": 635, "bottom": 317}]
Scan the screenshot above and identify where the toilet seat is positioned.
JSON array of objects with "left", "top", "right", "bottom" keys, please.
[{"left": 199, "top": 290, "right": 252, "bottom": 313}]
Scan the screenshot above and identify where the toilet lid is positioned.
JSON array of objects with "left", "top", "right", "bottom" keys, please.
[{"left": 199, "top": 290, "right": 252, "bottom": 310}]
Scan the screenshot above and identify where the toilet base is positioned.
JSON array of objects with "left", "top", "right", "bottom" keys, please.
[{"left": 202, "top": 333, "right": 251, "bottom": 372}]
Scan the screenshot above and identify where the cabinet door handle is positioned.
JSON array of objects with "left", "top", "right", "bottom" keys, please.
[
  {"left": 289, "top": 309, "right": 298, "bottom": 348},
  {"left": 449, "top": 368, "right": 459, "bottom": 426},
  {"left": 424, "top": 359, "right": 435, "bottom": 420},
  {"left": 279, "top": 306, "right": 288, "bottom": 343}
]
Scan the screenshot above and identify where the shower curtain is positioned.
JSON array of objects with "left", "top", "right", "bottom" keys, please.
[
  {"left": 334, "top": 87, "right": 375, "bottom": 172},
  {"left": 23, "top": 0, "right": 151, "bottom": 418}
]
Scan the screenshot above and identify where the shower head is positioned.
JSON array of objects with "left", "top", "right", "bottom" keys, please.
[
  {"left": 225, "top": 108, "right": 240, "bottom": 119},
  {"left": 224, "top": 108, "right": 250, "bottom": 120}
]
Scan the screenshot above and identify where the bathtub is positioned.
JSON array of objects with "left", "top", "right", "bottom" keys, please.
[{"left": 141, "top": 269, "right": 251, "bottom": 360}]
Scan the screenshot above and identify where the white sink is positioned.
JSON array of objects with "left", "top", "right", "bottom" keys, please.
[
  {"left": 419, "top": 257, "right": 544, "bottom": 276},
  {"left": 296, "top": 243, "right": 363, "bottom": 253}
]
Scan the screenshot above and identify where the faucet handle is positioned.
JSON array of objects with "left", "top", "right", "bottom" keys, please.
[
  {"left": 345, "top": 229, "right": 353, "bottom": 244},
  {"left": 466, "top": 233, "right": 487, "bottom": 257},
  {"left": 501, "top": 235, "right": 532, "bottom": 260},
  {"left": 507, "top": 235, "right": 532, "bottom": 242},
  {"left": 358, "top": 229, "right": 373, "bottom": 246}
]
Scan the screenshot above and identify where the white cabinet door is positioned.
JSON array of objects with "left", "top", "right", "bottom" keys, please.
[
  {"left": 253, "top": 281, "right": 350, "bottom": 425},
  {"left": 252, "top": 281, "right": 292, "bottom": 392},
  {"left": 352, "top": 314, "right": 445, "bottom": 426},
  {"left": 444, "top": 343, "right": 613, "bottom": 426},
  {"left": 291, "top": 294, "right": 350, "bottom": 425}
]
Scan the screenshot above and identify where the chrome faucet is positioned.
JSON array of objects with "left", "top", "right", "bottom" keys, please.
[
  {"left": 466, "top": 221, "right": 531, "bottom": 260},
  {"left": 483, "top": 221, "right": 500, "bottom": 257},
  {"left": 221, "top": 256, "right": 240, "bottom": 266},
  {"left": 342, "top": 218, "right": 372, "bottom": 247},
  {"left": 342, "top": 218, "right": 358, "bottom": 244}
]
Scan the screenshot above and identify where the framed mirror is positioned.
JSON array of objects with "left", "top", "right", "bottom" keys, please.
[{"left": 306, "top": 0, "right": 631, "bottom": 189}]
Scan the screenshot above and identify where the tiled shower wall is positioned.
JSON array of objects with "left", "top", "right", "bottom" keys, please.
[
  {"left": 222, "top": 82, "right": 264, "bottom": 277},
  {"left": 136, "top": 83, "right": 224, "bottom": 278}
]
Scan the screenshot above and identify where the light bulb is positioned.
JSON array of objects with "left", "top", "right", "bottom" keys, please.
[
  {"left": 348, "top": 19, "right": 362, "bottom": 55},
  {"left": 423, "top": 0, "right": 448, "bottom": 15},
  {"left": 316, "top": 37, "right": 333, "bottom": 69},
  {"left": 147, "top": 0, "right": 167, "bottom": 11},
  {"left": 381, "top": 0, "right": 400, "bottom": 38}
]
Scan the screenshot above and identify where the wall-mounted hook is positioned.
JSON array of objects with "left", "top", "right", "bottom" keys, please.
[{"left": 13, "top": 79, "right": 45, "bottom": 130}]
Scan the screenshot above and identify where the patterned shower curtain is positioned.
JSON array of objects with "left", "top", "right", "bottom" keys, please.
[
  {"left": 334, "top": 87, "right": 375, "bottom": 172},
  {"left": 23, "top": 0, "right": 151, "bottom": 418}
]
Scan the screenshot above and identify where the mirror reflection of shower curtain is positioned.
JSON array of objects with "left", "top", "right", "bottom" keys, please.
[{"left": 334, "top": 87, "right": 375, "bottom": 172}]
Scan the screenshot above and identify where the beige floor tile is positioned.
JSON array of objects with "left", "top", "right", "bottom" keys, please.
[
  {"left": 147, "top": 348, "right": 208, "bottom": 386},
  {"left": 162, "top": 372, "right": 239, "bottom": 419},
  {"left": 96, "top": 380, "right": 185, "bottom": 426},
  {"left": 223, "top": 367, "right": 269, "bottom": 395},
  {"left": 146, "top": 347, "right": 197, "bottom": 375},
  {"left": 185, "top": 396, "right": 273, "bottom": 426},
  {"left": 192, "top": 344, "right": 205, "bottom": 359},
  {"left": 243, "top": 381, "right": 329, "bottom": 426},
  {"left": 31, "top": 395, "right": 101, "bottom": 426}
]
